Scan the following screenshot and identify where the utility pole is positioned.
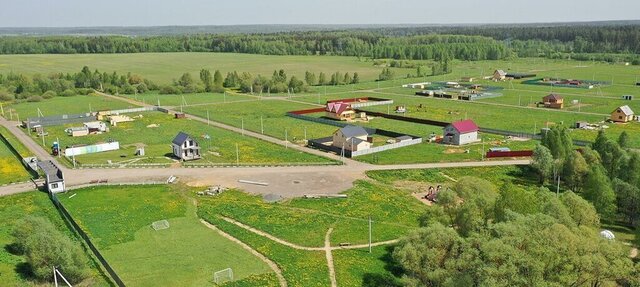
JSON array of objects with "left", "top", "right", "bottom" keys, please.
[
  {"left": 368, "top": 216, "right": 372, "bottom": 253},
  {"left": 260, "top": 116, "right": 264, "bottom": 134},
  {"left": 241, "top": 118, "right": 244, "bottom": 136},
  {"left": 235, "top": 143, "right": 239, "bottom": 165},
  {"left": 285, "top": 128, "right": 288, "bottom": 149},
  {"left": 207, "top": 110, "right": 210, "bottom": 126},
  {"left": 304, "top": 127, "right": 307, "bottom": 141}
]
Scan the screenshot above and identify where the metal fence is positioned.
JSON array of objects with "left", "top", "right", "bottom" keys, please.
[
  {"left": 286, "top": 113, "right": 377, "bottom": 134},
  {"left": 25, "top": 113, "right": 95, "bottom": 128},
  {"left": 48, "top": 192, "right": 125, "bottom": 287},
  {"left": 351, "top": 138, "right": 423, "bottom": 157},
  {"left": 182, "top": 161, "right": 339, "bottom": 168}
]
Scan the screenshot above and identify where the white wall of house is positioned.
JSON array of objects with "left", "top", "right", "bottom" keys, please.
[{"left": 47, "top": 181, "right": 65, "bottom": 193}]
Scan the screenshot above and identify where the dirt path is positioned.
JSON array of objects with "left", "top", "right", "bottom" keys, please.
[
  {"left": 324, "top": 228, "right": 338, "bottom": 287},
  {"left": 200, "top": 220, "right": 288, "bottom": 287}
]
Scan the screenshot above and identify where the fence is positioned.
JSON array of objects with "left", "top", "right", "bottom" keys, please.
[
  {"left": 182, "top": 161, "right": 339, "bottom": 168},
  {"left": 307, "top": 136, "right": 422, "bottom": 158},
  {"left": 480, "top": 127, "right": 592, "bottom": 146},
  {"left": 286, "top": 113, "right": 377, "bottom": 134},
  {"left": 48, "top": 192, "right": 125, "bottom": 287},
  {"left": 25, "top": 112, "right": 95, "bottom": 128},
  {"left": 486, "top": 150, "right": 533, "bottom": 158}
]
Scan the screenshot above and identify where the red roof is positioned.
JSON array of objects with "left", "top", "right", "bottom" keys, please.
[
  {"left": 450, "top": 119, "right": 479, "bottom": 134},
  {"left": 326, "top": 102, "right": 352, "bottom": 115}
]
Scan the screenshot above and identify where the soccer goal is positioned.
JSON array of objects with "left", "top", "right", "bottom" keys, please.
[
  {"left": 151, "top": 219, "right": 170, "bottom": 231},
  {"left": 213, "top": 268, "right": 233, "bottom": 284}
]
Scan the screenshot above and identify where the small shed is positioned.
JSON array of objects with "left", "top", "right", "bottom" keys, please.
[
  {"left": 172, "top": 132, "right": 201, "bottom": 161},
  {"left": 37, "top": 160, "right": 65, "bottom": 193},
  {"left": 542, "top": 94, "right": 564, "bottom": 109},
  {"left": 575, "top": 121, "right": 589, "bottom": 129},
  {"left": 175, "top": 113, "right": 186, "bottom": 119},
  {"left": 66, "top": 127, "right": 89, "bottom": 137},
  {"left": 443, "top": 119, "right": 480, "bottom": 145},
  {"left": 622, "top": 95, "right": 634, "bottom": 101},
  {"left": 611, "top": 105, "right": 635, "bottom": 123},
  {"left": 415, "top": 90, "right": 434, "bottom": 97},
  {"left": 493, "top": 70, "right": 507, "bottom": 81}
]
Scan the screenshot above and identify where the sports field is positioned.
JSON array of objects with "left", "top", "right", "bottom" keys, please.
[
  {"left": 0, "top": 52, "right": 417, "bottom": 84},
  {"left": 0, "top": 192, "right": 111, "bottom": 286},
  {"left": 59, "top": 185, "right": 274, "bottom": 286},
  {"left": 28, "top": 111, "right": 333, "bottom": 166}
]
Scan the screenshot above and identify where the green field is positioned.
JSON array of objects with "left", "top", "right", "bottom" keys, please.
[
  {"left": 0, "top": 52, "right": 416, "bottom": 84},
  {"left": 27, "top": 111, "right": 333, "bottom": 166},
  {"left": 5, "top": 93, "right": 135, "bottom": 119},
  {"left": 59, "top": 185, "right": 274, "bottom": 286},
  {"left": 121, "top": 91, "right": 258, "bottom": 108},
  {"left": 0, "top": 126, "right": 31, "bottom": 185},
  {"left": 0, "top": 191, "right": 111, "bottom": 286}
]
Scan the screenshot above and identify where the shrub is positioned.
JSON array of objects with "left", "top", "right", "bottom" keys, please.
[
  {"left": 27, "top": 95, "right": 43, "bottom": 102},
  {"left": 12, "top": 216, "right": 88, "bottom": 283},
  {"left": 136, "top": 83, "right": 148, "bottom": 93},
  {"left": 159, "top": 85, "right": 182, "bottom": 94},
  {"left": 61, "top": 89, "right": 76, "bottom": 97},
  {"left": 0, "top": 90, "right": 15, "bottom": 101},
  {"left": 41, "top": 90, "right": 57, "bottom": 99}
]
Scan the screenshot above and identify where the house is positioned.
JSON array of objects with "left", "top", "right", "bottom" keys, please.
[
  {"left": 611, "top": 105, "right": 635, "bottom": 123},
  {"left": 325, "top": 102, "right": 355, "bottom": 121},
  {"left": 442, "top": 119, "right": 480, "bottom": 145},
  {"left": 493, "top": 70, "right": 507, "bottom": 81},
  {"left": 332, "top": 126, "right": 371, "bottom": 152},
  {"left": 172, "top": 132, "right": 201, "bottom": 161},
  {"left": 37, "top": 160, "right": 64, "bottom": 193},
  {"left": 542, "top": 94, "right": 564, "bottom": 109}
]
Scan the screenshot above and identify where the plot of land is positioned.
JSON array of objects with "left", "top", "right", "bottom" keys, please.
[
  {"left": 6, "top": 94, "right": 135, "bottom": 119},
  {"left": 59, "top": 185, "right": 274, "bottom": 286},
  {"left": 26, "top": 111, "right": 332, "bottom": 166},
  {"left": 0, "top": 127, "right": 31, "bottom": 185}
]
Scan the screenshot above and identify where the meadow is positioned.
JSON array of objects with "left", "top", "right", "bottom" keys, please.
[
  {"left": 0, "top": 126, "right": 32, "bottom": 185},
  {"left": 0, "top": 191, "right": 111, "bottom": 286},
  {"left": 59, "top": 185, "right": 274, "bottom": 287},
  {"left": 27, "top": 111, "right": 333, "bottom": 166},
  {"left": 0, "top": 52, "right": 416, "bottom": 84}
]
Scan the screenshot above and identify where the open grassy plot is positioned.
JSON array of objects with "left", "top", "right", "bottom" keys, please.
[
  {"left": 0, "top": 192, "right": 111, "bottom": 286},
  {"left": 0, "top": 127, "right": 31, "bottom": 185},
  {"left": 27, "top": 111, "right": 332, "bottom": 166},
  {"left": 59, "top": 185, "right": 273, "bottom": 286},
  {"left": 121, "top": 91, "right": 258, "bottom": 107},
  {"left": 0, "top": 53, "right": 416, "bottom": 84},
  {"left": 5, "top": 94, "right": 136, "bottom": 119}
]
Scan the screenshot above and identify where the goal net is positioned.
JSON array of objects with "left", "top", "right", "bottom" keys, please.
[
  {"left": 151, "top": 220, "right": 170, "bottom": 231},
  {"left": 213, "top": 268, "right": 233, "bottom": 284}
]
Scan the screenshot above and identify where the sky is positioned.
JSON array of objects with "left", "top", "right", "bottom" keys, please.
[{"left": 0, "top": 0, "right": 638, "bottom": 27}]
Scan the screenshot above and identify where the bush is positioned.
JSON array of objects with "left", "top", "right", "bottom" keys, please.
[
  {"left": 27, "top": 95, "right": 43, "bottom": 102},
  {"left": 61, "top": 89, "right": 76, "bottom": 97},
  {"left": 136, "top": 83, "right": 148, "bottom": 93},
  {"left": 159, "top": 85, "right": 182, "bottom": 94},
  {"left": 41, "top": 90, "right": 57, "bottom": 99},
  {"left": 0, "top": 90, "right": 15, "bottom": 101},
  {"left": 12, "top": 216, "right": 88, "bottom": 283}
]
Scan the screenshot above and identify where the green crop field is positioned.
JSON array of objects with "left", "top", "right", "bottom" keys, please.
[
  {"left": 0, "top": 192, "right": 111, "bottom": 286},
  {"left": 0, "top": 126, "right": 31, "bottom": 185},
  {"left": 59, "top": 185, "right": 274, "bottom": 287},
  {"left": 26, "top": 111, "right": 332, "bottom": 166},
  {"left": 0, "top": 53, "right": 416, "bottom": 84},
  {"left": 5, "top": 93, "right": 136, "bottom": 119}
]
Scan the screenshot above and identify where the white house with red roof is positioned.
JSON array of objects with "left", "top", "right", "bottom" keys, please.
[
  {"left": 326, "top": 102, "right": 355, "bottom": 121},
  {"left": 443, "top": 119, "right": 480, "bottom": 145}
]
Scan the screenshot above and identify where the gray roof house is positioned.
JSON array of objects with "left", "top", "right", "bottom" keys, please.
[
  {"left": 37, "top": 160, "right": 65, "bottom": 193},
  {"left": 172, "top": 132, "right": 201, "bottom": 161}
]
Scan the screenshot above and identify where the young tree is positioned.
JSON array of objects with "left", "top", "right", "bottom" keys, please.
[
  {"left": 352, "top": 72, "right": 360, "bottom": 84},
  {"left": 343, "top": 72, "right": 352, "bottom": 85},
  {"left": 613, "top": 179, "right": 640, "bottom": 226},
  {"left": 531, "top": 145, "right": 554, "bottom": 183},
  {"left": 288, "top": 76, "right": 305, "bottom": 93},
  {"left": 213, "top": 70, "right": 224, "bottom": 88},
  {"left": 562, "top": 150, "right": 589, "bottom": 192},
  {"left": 199, "top": 69, "right": 213, "bottom": 92},
  {"left": 177, "top": 72, "right": 194, "bottom": 88},
  {"left": 618, "top": 131, "right": 630, "bottom": 149},
  {"left": 13, "top": 216, "right": 88, "bottom": 283},
  {"left": 583, "top": 165, "right": 617, "bottom": 218},
  {"left": 318, "top": 72, "right": 327, "bottom": 85},
  {"left": 304, "top": 71, "right": 316, "bottom": 86}
]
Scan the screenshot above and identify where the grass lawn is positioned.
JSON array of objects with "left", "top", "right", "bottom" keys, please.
[
  {"left": 26, "top": 111, "right": 333, "bottom": 166},
  {"left": 0, "top": 126, "right": 32, "bottom": 185},
  {"left": 5, "top": 93, "right": 136, "bottom": 119},
  {"left": 59, "top": 185, "right": 273, "bottom": 287},
  {"left": 0, "top": 192, "right": 111, "bottom": 286},
  {"left": 0, "top": 53, "right": 416, "bottom": 84}
]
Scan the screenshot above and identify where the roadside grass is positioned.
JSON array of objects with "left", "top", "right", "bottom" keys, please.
[
  {"left": 0, "top": 127, "right": 32, "bottom": 185},
  {"left": 59, "top": 185, "right": 273, "bottom": 286},
  {"left": 6, "top": 94, "right": 135, "bottom": 119},
  {"left": 27, "top": 111, "right": 332, "bottom": 166},
  {"left": 333, "top": 246, "right": 401, "bottom": 287},
  {"left": 0, "top": 192, "right": 111, "bottom": 286}
]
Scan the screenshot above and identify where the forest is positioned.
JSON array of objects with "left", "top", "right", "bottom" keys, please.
[{"left": 1, "top": 23, "right": 639, "bottom": 62}]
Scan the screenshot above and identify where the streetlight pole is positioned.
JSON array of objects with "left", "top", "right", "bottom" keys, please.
[{"left": 368, "top": 216, "right": 372, "bottom": 253}]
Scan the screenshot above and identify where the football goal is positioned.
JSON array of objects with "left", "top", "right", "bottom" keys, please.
[
  {"left": 151, "top": 219, "right": 170, "bottom": 231},
  {"left": 213, "top": 268, "right": 233, "bottom": 284}
]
